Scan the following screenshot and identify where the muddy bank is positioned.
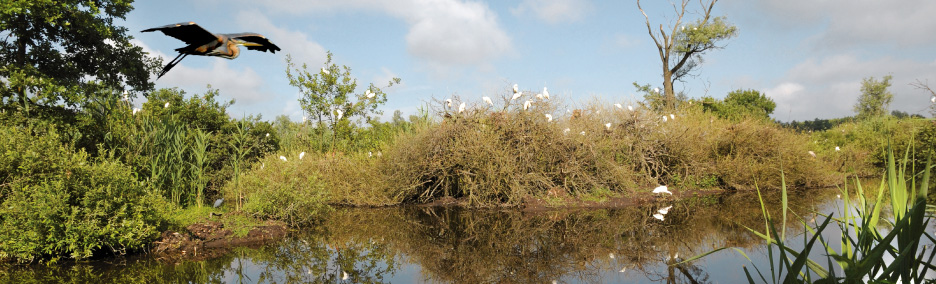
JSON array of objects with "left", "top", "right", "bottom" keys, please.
[{"left": 151, "top": 220, "right": 288, "bottom": 262}]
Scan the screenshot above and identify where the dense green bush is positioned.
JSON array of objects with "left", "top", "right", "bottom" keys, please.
[
  {"left": 0, "top": 123, "right": 164, "bottom": 262},
  {"left": 700, "top": 89, "right": 776, "bottom": 121}
]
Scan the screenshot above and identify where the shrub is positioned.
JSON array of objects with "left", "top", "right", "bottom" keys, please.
[
  {"left": 223, "top": 154, "right": 332, "bottom": 226},
  {"left": 0, "top": 124, "right": 163, "bottom": 262}
]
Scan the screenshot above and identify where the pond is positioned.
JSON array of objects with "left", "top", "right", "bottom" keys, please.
[{"left": 3, "top": 187, "right": 934, "bottom": 283}]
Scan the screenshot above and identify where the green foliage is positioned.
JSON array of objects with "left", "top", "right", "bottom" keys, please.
[
  {"left": 0, "top": 123, "right": 164, "bottom": 262},
  {"left": 687, "top": 145, "right": 936, "bottom": 283},
  {"left": 0, "top": 0, "right": 160, "bottom": 109},
  {"left": 285, "top": 52, "right": 400, "bottom": 153},
  {"left": 223, "top": 155, "right": 332, "bottom": 226},
  {"left": 671, "top": 16, "right": 739, "bottom": 81},
  {"left": 854, "top": 75, "right": 894, "bottom": 120},
  {"left": 702, "top": 89, "right": 776, "bottom": 121}
]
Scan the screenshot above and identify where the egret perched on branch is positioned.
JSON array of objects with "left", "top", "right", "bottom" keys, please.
[
  {"left": 444, "top": 99, "right": 453, "bottom": 109},
  {"left": 458, "top": 102, "right": 466, "bottom": 114},
  {"left": 653, "top": 213, "right": 665, "bottom": 221},
  {"left": 932, "top": 96, "right": 935, "bottom": 103},
  {"left": 365, "top": 89, "right": 374, "bottom": 99},
  {"left": 654, "top": 87, "right": 660, "bottom": 93},
  {"left": 662, "top": 115, "right": 668, "bottom": 122},
  {"left": 523, "top": 100, "right": 532, "bottom": 110},
  {"left": 605, "top": 122, "right": 612, "bottom": 130},
  {"left": 321, "top": 67, "right": 329, "bottom": 75},
  {"left": 542, "top": 87, "right": 549, "bottom": 100},
  {"left": 143, "top": 22, "right": 281, "bottom": 79},
  {"left": 513, "top": 84, "right": 519, "bottom": 94},
  {"left": 545, "top": 114, "right": 553, "bottom": 122},
  {"left": 536, "top": 93, "right": 544, "bottom": 100},
  {"left": 614, "top": 104, "right": 622, "bottom": 109},
  {"left": 808, "top": 151, "right": 817, "bottom": 158},
  {"left": 652, "top": 185, "right": 672, "bottom": 195},
  {"left": 658, "top": 205, "right": 672, "bottom": 215},
  {"left": 627, "top": 105, "right": 634, "bottom": 111},
  {"left": 482, "top": 96, "right": 493, "bottom": 106},
  {"left": 299, "top": 152, "right": 306, "bottom": 160},
  {"left": 835, "top": 146, "right": 840, "bottom": 151},
  {"left": 164, "top": 102, "right": 170, "bottom": 108},
  {"left": 512, "top": 90, "right": 523, "bottom": 101},
  {"left": 335, "top": 109, "right": 344, "bottom": 120},
  {"left": 279, "top": 156, "right": 287, "bottom": 162}
]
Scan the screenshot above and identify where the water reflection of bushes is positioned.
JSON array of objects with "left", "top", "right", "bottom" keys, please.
[{"left": 0, "top": 189, "right": 838, "bottom": 283}]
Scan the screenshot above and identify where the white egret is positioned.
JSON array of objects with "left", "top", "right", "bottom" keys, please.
[
  {"left": 279, "top": 156, "right": 287, "bottom": 162},
  {"left": 627, "top": 105, "right": 634, "bottom": 111},
  {"left": 512, "top": 91, "right": 523, "bottom": 101},
  {"left": 580, "top": 131, "right": 586, "bottom": 135},
  {"left": 605, "top": 122, "right": 612, "bottom": 130},
  {"left": 662, "top": 115, "right": 668, "bottom": 122},
  {"left": 260, "top": 162, "right": 264, "bottom": 170},
  {"left": 658, "top": 205, "right": 672, "bottom": 215},
  {"left": 482, "top": 96, "right": 493, "bottom": 106},
  {"left": 368, "top": 151, "right": 373, "bottom": 157},
  {"left": 609, "top": 253, "right": 615, "bottom": 259},
  {"left": 652, "top": 185, "right": 672, "bottom": 195},
  {"left": 164, "top": 102, "right": 170, "bottom": 108},
  {"left": 620, "top": 267, "right": 627, "bottom": 273},
  {"left": 458, "top": 102, "right": 466, "bottom": 114},
  {"left": 536, "top": 93, "right": 544, "bottom": 100},
  {"left": 132, "top": 108, "right": 141, "bottom": 115},
  {"left": 265, "top": 133, "right": 270, "bottom": 137},
  {"left": 681, "top": 25, "right": 685, "bottom": 31},
  {"left": 513, "top": 84, "right": 519, "bottom": 94},
  {"left": 932, "top": 96, "right": 935, "bottom": 103},
  {"left": 563, "top": 128, "right": 571, "bottom": 134},
  {"left": 654, "top": 87, "right": 660, "bottom": 93},
  {"left": 213, "top": 198, "right": 224, "bottom": 208},
  {"left": 335, "top": 109, "right": 344, "bottom": 120},
  {"left": 365, "top": 89, "right": 374, "bottom": 99},
  {"left": 670, "top": 114, "right": 675, "bottom": 120},
  {"left": 653, "top": 213, "right": 665, "bottom": 221},
  {"left": 299, "top": 151, "right": 306, "bottom": 160},
  {"left": 523, "top": 100, "right": 532, "bottom": 110},
  {"left": 808, "top": 151, "right": 817, "bottom": 158},
  {"left": 835, "top": 146, "right": 840, "bottom": 151},
  {"left": 321, "top": 67, "right": 329, "bottom": 75},
  {"left": 545, "top": 114, "right": 553, "bottom": 122},
  {"left": 302, "top": 116, "right": 308, "bottom": 123},
  {"left": 614, "top": 103, "right": 622, "bottom": 109},
  {"left": 542, "top": 87, "right": 549, "bottom": 100},
  {"left": 342, "top": 271, "right": 349, "bottom": 280},
  {"left": 444, "top": 99, "right": 453, "bottom": 108}
]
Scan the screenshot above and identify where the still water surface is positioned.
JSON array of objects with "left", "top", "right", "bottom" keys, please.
[{"left": 3, "top": 188, "right": 933, "bottom": 283}]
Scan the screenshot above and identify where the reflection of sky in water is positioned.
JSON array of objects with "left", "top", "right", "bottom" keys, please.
[{"left": 3, "top": 187, "right": 934, "bottom": 283}]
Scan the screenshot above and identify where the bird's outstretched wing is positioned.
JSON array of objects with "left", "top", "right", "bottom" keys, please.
[
  {"left": 227, "top": 33, "right": 281, "bottom": 53},
  {"left": 142, "top": 22, "right": 217, "bottom": 46}
]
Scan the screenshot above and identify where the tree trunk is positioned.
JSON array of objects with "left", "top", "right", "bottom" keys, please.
[{"left": 663, "top": 66, "right": 676, "bottom": 110}]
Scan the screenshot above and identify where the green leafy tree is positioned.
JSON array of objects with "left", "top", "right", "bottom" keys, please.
[
  {"left": 633, "top": 82, "right": 687, "bottom": 112},
  {"left": 637, "top": 0, "right": 738, "bottom": 110},
  {"left": 285, "top": 51, "right": 400, "bottom": 152},
  {"left": 853, "top": 75, "right": 893, "bottom": 120},
  {"left": 703, "top": 89, "right": 776, "bottom": 120},
  {"left": 0, "top": 0, "right": 160, "bottom": 111}
]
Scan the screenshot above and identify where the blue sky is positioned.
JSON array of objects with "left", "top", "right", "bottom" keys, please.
[{"left": 124, "top": 0, "right": 936, "bottom": 122}]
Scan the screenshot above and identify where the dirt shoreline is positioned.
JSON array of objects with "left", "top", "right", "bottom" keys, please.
[{"left": 151, "top": 220, "right": 288, "bottom": 262}]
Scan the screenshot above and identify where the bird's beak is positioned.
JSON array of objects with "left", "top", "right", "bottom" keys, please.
[{"left": 241, "top": 42, "right": 263, "bottom": 47}]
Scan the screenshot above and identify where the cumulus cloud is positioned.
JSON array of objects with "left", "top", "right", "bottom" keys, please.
[
  {"left": 245, "top": 0, "right": 512, "bottom": 69},
  {"left": 511, "top": 0, "right": 594, "bottom": 24},
  {"left": 726, "top": 0, "right": 936, "bottom": 49},
  {"left": 766, "top": 54, "right": 936, "bottom": 121},
  {"left": 235, "top": 11, "right": 328, "bottom": 66}
]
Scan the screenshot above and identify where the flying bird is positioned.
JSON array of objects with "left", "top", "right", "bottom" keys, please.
[{"left": 143, "top": 22, "right": 281, "bottom": 79}]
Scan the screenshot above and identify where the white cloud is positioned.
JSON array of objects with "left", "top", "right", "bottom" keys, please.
[
  {"left": 766, "top": 54, "right": 936, "bottom": 121},
  {"left": 235, "top": 11, "right": 328, "bottom": 66},
  {"left": 726, "top": 0, "right": 936, "bottom": 48},
  {"left": 511, "top": 0, "right": 594, "bottom": 24},
  {"left": 245, "top": 0, "right": 512, "bottom": 69}
]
